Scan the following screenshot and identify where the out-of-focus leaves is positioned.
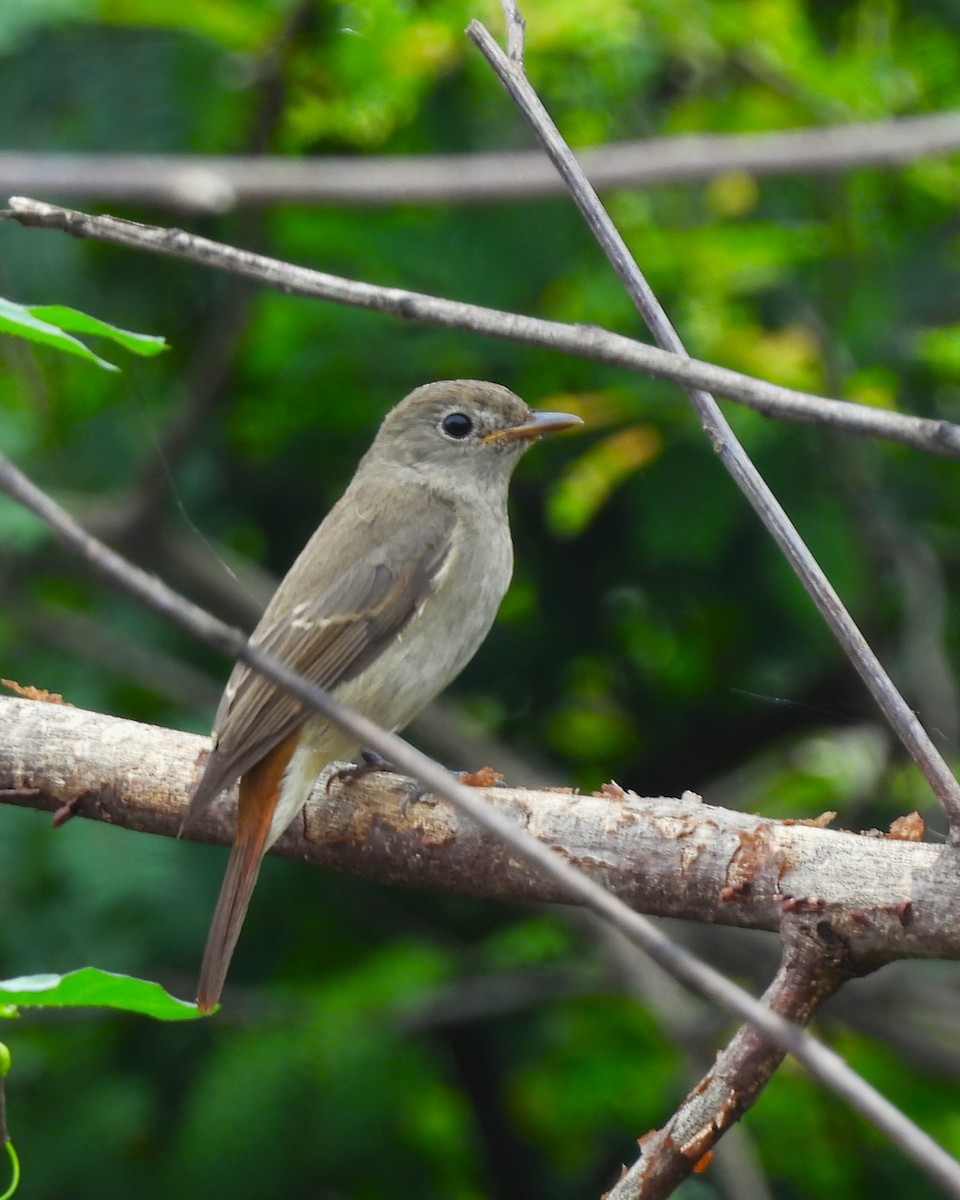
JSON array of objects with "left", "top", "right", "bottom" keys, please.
[
  {"left": 843, "top": 367, "right": 899, "bottom": 410},
  {"left": 97, "top": 0, "right": 272, "bottom": 51},
  {"left": 510, "top": 995, "right": 680, "bottom": 1171},
  {"left": 0, "top": 0, "right": 85, "bottom": 53},
  {"left": 720, "top": 321, "right": 824, "bottom": 390},
  {"left": 915, "top": 325, "right": 960, "bottom": 380},
  {"left": 547, "top": 425, "right": 662, "bottom": 536}
]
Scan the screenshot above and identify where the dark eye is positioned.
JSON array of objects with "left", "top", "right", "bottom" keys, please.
[{"left": 441, "top": 412, "right": 473, "bottom": 439}]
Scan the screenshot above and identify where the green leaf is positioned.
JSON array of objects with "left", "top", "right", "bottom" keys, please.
[
  {"left": 0, "top": 969, "right": 204, "bottom": 1021},
  {"left": 0, "top": 298, "right": 118, "bottom": 370},
  {"left": 27, "top": 306, "right": 168, "bottom": 357},
  {"left": 0, "top": 297, "right": 166, "bottom": 371}
]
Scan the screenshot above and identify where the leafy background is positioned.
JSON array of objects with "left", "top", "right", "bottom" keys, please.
[{"left": 3, "top": 0, "right": 960, "bottom": 1196}]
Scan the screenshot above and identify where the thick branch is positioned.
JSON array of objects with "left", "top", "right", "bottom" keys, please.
[
  {"left": 3, "top": 109, "right": 960, "bottom": 209},
  {"left": 6, "top": 197, "right": 960, "bottom": 462},
  {"left": 0, "top": 697, "right": 956, "bottom": 964}
]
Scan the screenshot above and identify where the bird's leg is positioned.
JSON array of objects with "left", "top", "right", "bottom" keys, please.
[{"left": 324, "top": 749, "right": 398, "bottom": 793}]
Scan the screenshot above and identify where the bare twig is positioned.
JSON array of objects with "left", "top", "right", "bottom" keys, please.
[
  {"left": 6, "top": 197, "right": 960, "bottom": 462},
  {"left": 4, "top": 109, "right": 960, "bottom": 209},
  {"left": 466, "top": 13, "right": 960, "bottom": 833},
  {"left": 503, "top": 0, "right": 525, "bottom": 61},
  {"left": 1, "top": 444, "right": 960, "bottom": 1196}
]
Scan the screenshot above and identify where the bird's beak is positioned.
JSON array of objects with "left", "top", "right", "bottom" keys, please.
[{"left": 483, "top": 409, "right": 584, "bottom": 444}]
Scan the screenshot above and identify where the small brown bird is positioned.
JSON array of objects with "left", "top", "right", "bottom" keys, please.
[{"left": 185, "top": 380, "right": 581, "bottom": 1012}]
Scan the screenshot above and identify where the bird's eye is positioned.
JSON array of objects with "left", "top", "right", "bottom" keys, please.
[{"left": 441, "top": 412, "right": 473, "bottom": 439}]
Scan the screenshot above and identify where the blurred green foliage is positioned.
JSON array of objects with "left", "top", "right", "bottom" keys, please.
[{"left": 3, "top": 0, "right": 960, "bottom": 1196}]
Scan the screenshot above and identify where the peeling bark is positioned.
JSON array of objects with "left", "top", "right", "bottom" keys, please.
[{"left": 2, "top": 697, "right": 959, "bottom": 965}]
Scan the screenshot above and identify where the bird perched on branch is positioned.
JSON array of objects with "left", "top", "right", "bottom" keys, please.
[{"left": 183, "top": 379, "right": 581, "bottom": 1012}]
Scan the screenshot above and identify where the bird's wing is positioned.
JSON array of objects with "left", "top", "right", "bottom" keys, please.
[{"left": 186, "top": 482, "right": 456, "bottom": 820}]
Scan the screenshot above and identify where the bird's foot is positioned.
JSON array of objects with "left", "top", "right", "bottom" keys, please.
[
  {"left": 324, "top": 749, "right": 439, "bottom": 812},
  {"left": 325, "top": 749, "right": 396, "bottom": 793}
]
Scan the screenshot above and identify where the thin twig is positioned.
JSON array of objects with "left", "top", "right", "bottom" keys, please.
[
  {"left": 503, "top": 0, "right": 524, "bottom": 61},
  {"left": 466, "top": 13, "right": 960, "bottom": 833},
  {"left": 5, "top": 197, "right": 960, "bottom": 462},
  {"left": 4, "top": 107, "right": 960, "bottom": 208},
  {"left": 1, "top": 443, "right": 959, "bottom": 1196}
]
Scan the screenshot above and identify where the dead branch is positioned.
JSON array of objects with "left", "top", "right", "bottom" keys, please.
[
  {"left": 463, "top": 3, "right": 960, "bottom": 1192},
  {"left": 0, "top": 432, "right": 956, "bottom": 1185},
  {"left": 2, "top": 18, "right": 960, "bottom": 1191}
]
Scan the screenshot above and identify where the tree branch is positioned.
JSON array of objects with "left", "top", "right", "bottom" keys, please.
[
  {"left": 1, "top": 695, "right": 954, "bottom": 958},
  {"left": 3, "top": 108, "right": 960, "bottom": 209},
  {"left": 466, "top": 12, "right": 960, "bottom": 832},
  {"left": 607, "top": 924, "right": 853, "bottom": 1200},
  {"left": 5, "top": 196, "right": 960, "bottom": 463}
]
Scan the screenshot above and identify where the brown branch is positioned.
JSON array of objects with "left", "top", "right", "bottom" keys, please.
[
  {"left": 466, "top": 14, "right": 960, "bottom": 833},
  {"left": 597, "top": 921, "right": 776, "bottom": 1200},
  {"left": 1, "top": 694, "right": 955, "bottom": 957},
  {"left": 465, "top": 4, "right": 960, "bottom": 1193},
  {"left": 6, "top": 196, "right": 960, "bottom": 463},
  {"left": 3, "top": 109, "right": 960, "bottom": 209},
  {"left": 606, "top": 924, "right": 853, "bottom": 1200}
]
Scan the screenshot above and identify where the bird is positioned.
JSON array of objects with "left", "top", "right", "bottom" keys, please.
[{"left": 183, "top": 379, "right": 582, "bottom": 1013}]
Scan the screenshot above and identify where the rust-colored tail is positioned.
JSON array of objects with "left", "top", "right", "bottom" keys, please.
[
  {"left": 196, "top": 830, "right": 268, "bottom": 1014},
  {"left": 196, "top": 733, "right": 299, "bottom": 1014}
]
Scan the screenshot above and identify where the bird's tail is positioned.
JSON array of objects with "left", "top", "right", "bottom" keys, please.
[
  {"left": 196, "top": 831, "right": 267, "bottom": 1014},
  {"left": 196, "top": 733, "right": 299, "bottom": 1014}
]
